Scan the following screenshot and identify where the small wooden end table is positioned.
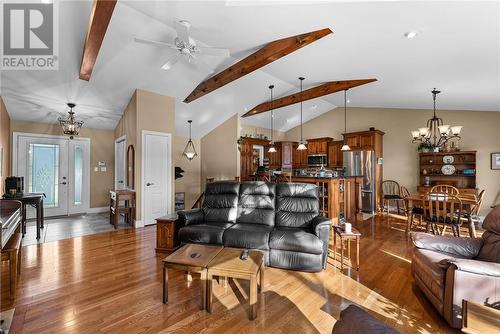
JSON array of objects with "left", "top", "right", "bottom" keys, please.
[
  {"left": 162, "top": 244, "right": 223, "bottom": 310},
  {"left": 156, "top": 214, "right": 179, "bottom": 252},
  {"left": 206, "top": 248, "right": 264, "bottom": 320},
  {"left": 462, "top": 300, "right": 500, "bottom": 334},
  {"left": 333, "top": 225, "right": 361, "bottom": 271}
]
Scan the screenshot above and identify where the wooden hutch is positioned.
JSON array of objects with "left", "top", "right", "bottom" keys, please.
[{"left": 417, "top": 151, "right": 477, "bottom": 195}]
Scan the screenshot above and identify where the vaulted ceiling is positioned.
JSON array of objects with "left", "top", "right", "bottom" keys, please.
[{"left": 2, "top": 0, "right": 499, "bottom": 138}]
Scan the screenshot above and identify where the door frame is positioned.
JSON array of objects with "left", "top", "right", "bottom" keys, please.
[
  {"left": 141, "top": 130, "right": 172, "bottom": 226},
  {"left": 12, "top": 132, "right": 91, "bottom": 215},
  {"left": 114, "top": 135, "right": 126, "bottom": 190}
]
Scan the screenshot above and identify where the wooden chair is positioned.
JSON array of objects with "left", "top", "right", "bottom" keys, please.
[
  {"left": 460, "top": 189, "right": 485, "bottom": 229},
  {"left": 1, "top": 233, "right": 22, "bottom": 303},
  {"left": 402, "top": 186, "right": 424, "bottom": 232},
  {"left": 109, "top": 190, "right": 136, "bottom": 229},
  {"left": 382, "top": 180, "right": 404, "bottom": 216},
  {"left": 430, "top": 185, "right": 460, "bottom": 195},
  {"left": 424, "top": 192, "right": 463, "bottom": 236}
]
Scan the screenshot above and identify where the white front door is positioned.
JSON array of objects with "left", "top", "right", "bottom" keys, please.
[
  {"left": 115, "top": 137, "right": 126, "bottom": 190},
  {"left": 14, "top": 133, "right": 90, "bottom": 217},
  {"left": 143, "top": 131, "right": 171, "bottom": 226}
]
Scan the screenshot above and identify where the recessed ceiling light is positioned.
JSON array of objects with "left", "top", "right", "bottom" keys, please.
[
  {"left": 404, "top": 31, "right": 418, "bottom": 39},
  {"left": 244, "top": 107, "right": 248, "bottom": 111}
]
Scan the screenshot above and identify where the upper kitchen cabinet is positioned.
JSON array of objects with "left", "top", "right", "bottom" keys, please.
[
  {"left": 307, "top": 137, "right": 333, "bottom": 155},
  {"left": 328, "top": 140, "right": 344, "bottom": 167},
  {"left": 343, "top": 129, "right": 384, "bottom": 151}
]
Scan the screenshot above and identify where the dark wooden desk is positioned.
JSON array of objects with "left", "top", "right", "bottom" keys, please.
[{"left": 4, "top": 193, "right": 45, "bottom": 239}]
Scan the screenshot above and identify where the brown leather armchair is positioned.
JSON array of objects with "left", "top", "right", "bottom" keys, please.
[{"left": 411, "top": 205, "right": 500, "bottom": 328}]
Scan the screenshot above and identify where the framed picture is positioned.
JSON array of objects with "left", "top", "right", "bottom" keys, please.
[
  {"left": 491, "top": 152, "right": 500, "bottom": 170},
  {"left": 175, "top": 192, "right": 185, "bottom": 211}
]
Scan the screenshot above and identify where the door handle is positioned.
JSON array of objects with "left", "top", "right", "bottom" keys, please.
[
  {"left": 146, "top": 182, "right": 154, "bottom": 186},
  {"left": 60, "top": 182, "right": 67, "bottom": 185},
  {"left": 118, "top": 180, "right": 124, "bottom": 184}
]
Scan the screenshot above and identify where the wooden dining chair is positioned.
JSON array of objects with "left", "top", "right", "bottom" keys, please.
[
  {"left": 430, "top": 185, "right": 460, "bottom": 195},
  {"left": 382, "top": 180, "right": 404, "bottom": 216},
  {"left": 424, "top": 192, "right": 463, "bottom": 236},
  {"left": 460, "top": 189, "right": 485, "bottom": 229},
  {"left": 402, "top": 186, "right": 425, "bottom": 232}
]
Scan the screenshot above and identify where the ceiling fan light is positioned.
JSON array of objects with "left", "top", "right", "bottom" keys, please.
[
  {"left": 297, "top": 142, "right": 307, "bottom": 150},
  {"left": 341, "top": 144, "right": 351, "bottom": 151}
]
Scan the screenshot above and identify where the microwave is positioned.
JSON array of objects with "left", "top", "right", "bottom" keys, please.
[{"left": 307, "top": 154, "right": 327, "bottom": 167}]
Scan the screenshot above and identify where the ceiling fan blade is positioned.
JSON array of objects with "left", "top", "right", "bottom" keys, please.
[
  {"left": 134, "top": 37, "right": 177, "bottom": 49},
  {"left": 161, "top": 55, "right": 181, "bottom": 70},
  {"left": 175, "top": 20, "right": 191, "bottom": 42},
  {"left": 196, "top": 46, "right": 230, "bottom": 58}
]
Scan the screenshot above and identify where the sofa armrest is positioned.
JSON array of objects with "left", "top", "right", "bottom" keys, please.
[
  {"left": 311, "top": 216, "right": 331, "bottom": 240},
  {"left": 443, "top": 258, "right": 500, "bottom": 277},
  {"left": 177, "top": 208, "right": 204, "bottom": 227},
  {"left": 411, "top": 232, "right": 483, "bottom": 259}
]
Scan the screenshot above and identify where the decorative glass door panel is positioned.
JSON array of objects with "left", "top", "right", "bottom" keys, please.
[{"left": 27, "top": 143, "right": 60, "bottom": 208}]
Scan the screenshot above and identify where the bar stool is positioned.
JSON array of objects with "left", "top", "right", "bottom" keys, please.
[{"left": 109, "top": 190, "right": 136, "bottom": 228}]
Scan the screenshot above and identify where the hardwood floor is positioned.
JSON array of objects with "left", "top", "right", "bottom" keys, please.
[{"left": 1, "top": 214, "right": 463, "bottom": 333}]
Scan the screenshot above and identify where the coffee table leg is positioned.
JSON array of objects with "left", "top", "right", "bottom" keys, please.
[
  {"left": 200, "top": 269, "right": 207, "bottom": 310},
  {"left": 259, "top": 264, "right": 264, "bottom": 293},
  {"left": 250, "top": 276, "right": 257, "bottom": 320},
  {"left": 333, "top": 232, "right": 336, "bottom": 264},
  {"left": 206, "top": 273, "right": 213, "bottom": 313},
  {"left": 163, "top": 265, "right": 168, "bottom": 304},
  {"left": 356, "top": 236, "right": 360, "bottom": 271}
]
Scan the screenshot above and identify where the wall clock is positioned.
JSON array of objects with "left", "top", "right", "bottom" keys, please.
[
  {"left": 441, "top": 164, "right": 456, "bottom": 175},
  {"left": 442, "top": 155, "right": 454, "bottom": 164}
]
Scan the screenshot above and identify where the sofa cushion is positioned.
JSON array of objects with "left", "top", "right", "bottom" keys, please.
[
  {"left": 223, "top": 223, "right": 273, "bottom": 250},
  {"left": 332, "top": 305, "right": 400, "bottom": 334},
  {"left": 269, "top": 227, "right": 323, "bottom": 255},
  {"left": 202, "top": 181, "right": 240, "bottom": 224},
  {"left": 237, "top": 182, "right": 276, "bottom": 226},
  {"left": 179, "top": 222, "right": 232, "bottom": 245},
  {"left": 276, "top": 183, "right": 319, "bottom": 228},
  {"left": 477, "top": 205, "right": 500, "bottom": 263}
]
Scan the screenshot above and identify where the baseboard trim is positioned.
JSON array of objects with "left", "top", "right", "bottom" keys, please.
[
  {"left": 87, "top": 206, "right": 108, "bottom": 214},
  {"left": 134, "top": 220, "right": 144, "bottom": 228}
]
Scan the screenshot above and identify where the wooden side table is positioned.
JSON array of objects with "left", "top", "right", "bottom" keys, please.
[
  {"left": 156, "top": 214, "right": 179, "bottom": 253},
  {"left": 462, "top": 300, "right": 500, "bottom": 334},
  {"left": 333, "top": 225, "right": 361, "bottom": 271}
]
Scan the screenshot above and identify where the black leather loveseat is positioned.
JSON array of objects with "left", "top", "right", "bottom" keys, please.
[{"left": 176, "top": 181, "right": 331, "bottom": 272}]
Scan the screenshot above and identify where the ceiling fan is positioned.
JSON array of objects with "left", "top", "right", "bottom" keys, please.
[{"left": 134, "top": 20, "right": 230, "bottom": 71}]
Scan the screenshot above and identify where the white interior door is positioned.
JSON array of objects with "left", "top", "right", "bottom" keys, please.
[
  {"left": 143, "top": 131, "right": 171, "bottom": 226},
  {"left": 14, "top": 133, "right": 90, "bottom": 217},
  {"left": 115, "top": 137, "right": 126, "bottom": 190}
]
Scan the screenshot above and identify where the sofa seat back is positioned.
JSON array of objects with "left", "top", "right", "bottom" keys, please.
[
  {"left": 237, "top": 182, "right": 276, "bottom": 226},
  {"left": 202, "top": 181, "right": 240, "bottom": 224},
  {"left": 276, "top": 183, "right": 319, "bottom": 228}
]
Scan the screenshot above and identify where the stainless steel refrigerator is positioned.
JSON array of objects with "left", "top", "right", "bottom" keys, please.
[{"left": 343, "top": 150, "right": 375, "bottom": 214}]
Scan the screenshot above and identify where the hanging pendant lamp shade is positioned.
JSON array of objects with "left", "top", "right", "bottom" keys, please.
[
  {"left": 183, "top": 120, "right": 198, "bottom": 160},
  {"left": 341, "top": 90, "right": 351, "bottom": 151},
  {"left": 59, "top": 103, "right": 83, "bottom": 140},
  {"left": 297, "top": 77, "right": 307, "bottom": 150},
  {"left": 268, "top": 85, "right": 277, "bottom": 153}
]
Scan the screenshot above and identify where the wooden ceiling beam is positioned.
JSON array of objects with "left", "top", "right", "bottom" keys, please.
[
  {"left": 242, "top": 79, "right": 377, "bottom": 117},
  {"left": 183, "top": 28, "right": 333, "bottom": 103},
  {"left": 79, "top": 0, "right": 117, "bottom": 81}
]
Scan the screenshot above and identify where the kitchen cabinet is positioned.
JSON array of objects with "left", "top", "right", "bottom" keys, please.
[
  {"left": 306, "top": 137, "right": 332, "bottom": 155},
  {"left": 238, "top": 137, "right": 269, "bottom": 181},
  {"left": 293, "top": 146, "right": 308, "bottom": 168},
  {"left": 281, "top": 142, "right": 294, "bottom": 169},
  {"left": 266, "top": 142, "right": 282, "bottom": 169},
  {"left": 328, "top": 140, "right": 344, "bottom": 167}
]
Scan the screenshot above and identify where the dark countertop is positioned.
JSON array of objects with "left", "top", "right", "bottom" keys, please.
[{"left": 292, "top": 175, "right": 362, "bottom": 180}]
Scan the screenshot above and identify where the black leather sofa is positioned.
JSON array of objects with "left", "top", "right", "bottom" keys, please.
[{"left": 177, "top": 181, "right": 331, "bottom": 272}]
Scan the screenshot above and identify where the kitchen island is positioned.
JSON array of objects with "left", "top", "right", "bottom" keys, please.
[{"left": 291, "top": 176, "right": 361, "bottom": 222}]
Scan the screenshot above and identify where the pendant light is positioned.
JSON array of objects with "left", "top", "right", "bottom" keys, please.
[
  {"left": 58, "top": 103, "right": 83, "bottom": 140},
  {"left": 268, "top": 85, "right": 277, "bottom": 153},
  {"left": 183, "top": 120, "right": 198, "bottom": 160},
  {"left": 341, "top": 90, "right": 351, "bottom": 151},
  {"left": 297, "top": 77, "right": 307, "bottom": 150}
]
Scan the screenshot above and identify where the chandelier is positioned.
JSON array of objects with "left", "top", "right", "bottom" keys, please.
[
  {"left": 411, "top": 88, "right": 462, "bottom": 150},
  {"left": 59, "top": 103, "right": 83, "bottom": 139},
  {"left": 183, "top": 120, "right": 198, "bottom": 160}
]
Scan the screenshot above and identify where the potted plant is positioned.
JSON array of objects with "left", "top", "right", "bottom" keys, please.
[{"left": 418, "top": 142, "right": 434, "bottom": 153}]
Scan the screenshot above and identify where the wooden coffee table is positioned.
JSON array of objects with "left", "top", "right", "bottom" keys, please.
[
  {"left": 206, "top": 248, "right": 264, "bottom": 320},
  {"left": 462, "top": 300, "right": 500, "bottom": 333},
  {"left": 162, "top": 244, "right": 223, "bottom": 310}
]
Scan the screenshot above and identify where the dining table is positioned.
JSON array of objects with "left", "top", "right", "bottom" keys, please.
[{"left": 405, "top": 192, "right": 480, "bottom": 238}]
